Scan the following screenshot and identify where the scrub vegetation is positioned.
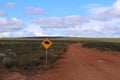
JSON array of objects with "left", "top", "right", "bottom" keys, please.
[{"left": 0, "top": 37, "right": 119, "bottom": 72}]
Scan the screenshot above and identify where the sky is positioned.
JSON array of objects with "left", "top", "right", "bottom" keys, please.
[{"left": 0, "top": 0, "right": 120, "bottom": 38}]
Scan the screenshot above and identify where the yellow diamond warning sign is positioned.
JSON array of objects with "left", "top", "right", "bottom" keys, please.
[{"left": 41, "top": 38, "right": 53, "bottom": 49}]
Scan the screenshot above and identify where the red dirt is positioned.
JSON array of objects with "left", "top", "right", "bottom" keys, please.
[
  {"left": 1, "top": 44, "right": 120, "bottom": 80},
  {"left": 29, "top": 44, "right": 120, "bottom": 80}
]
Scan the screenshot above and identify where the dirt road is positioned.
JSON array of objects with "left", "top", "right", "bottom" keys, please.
[
  {"left": 30, "top": 44, "right": 120, "bottom": 80},
  {"left": 1, "top": 44, "right": 120, "bottom": 80}
]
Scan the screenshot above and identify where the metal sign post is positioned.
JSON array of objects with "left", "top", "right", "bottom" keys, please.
[
  {"left": 46, "top": 49, "right": 48, "bottom": 66},
  {"left": 41, "top": 38, "right": 53, "bottom": 66}
]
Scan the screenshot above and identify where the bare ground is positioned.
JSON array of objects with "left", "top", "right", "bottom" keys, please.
[{"left": 1, "top": 44, "right": 120, "bottom": 80}]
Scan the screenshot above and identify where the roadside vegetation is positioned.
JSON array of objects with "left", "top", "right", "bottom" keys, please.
[
  {"left": 82, "top": 42, "right": 120, "bottom": 51},
  {"left": 0, "top": 39, "right": 76, "bottom": 72},
  {"left": 0, "top": 37, "right": 120, "bottom": 72}
]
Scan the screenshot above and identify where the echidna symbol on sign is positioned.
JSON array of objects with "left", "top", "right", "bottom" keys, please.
[{"left": 44, "top": 41, "right": 50, "bottom": 44}]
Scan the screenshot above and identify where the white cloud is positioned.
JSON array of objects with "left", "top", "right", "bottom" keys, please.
[
  {"left": 82, "top": 3, "right": 110, "bottom": 21},
  {"left": 0, "top": 18, "right": 119, "bottom": 38},
  {"left": 64, "top": 20, "right": 120, "bottom": 38},
  {"left": 32, "top": 15, "right": 89, "bottom": 28},
  {"left": 89, "top": 7, "right": 109, "bottom": 14},
  {"left": 0, "top": 10, "right": 7, "bottom": 16},
  {"left": 103, "top": 22, "right": 120, "bottom": 34},
  {"left": 25, "top": 7, "right": 45, "bottom": 16},
  {"left": 0, "top": 32, "right": 10, "bottom": 37},
  {"left": 91, "top": 0, "right": 120, "bottom": 21},
  {"left": 0, "top": 22, "right": 52, "bottom": 38},
  {"left": 21, "top": 24, "right": 51, "bottom": 37},
  {"left": 0, "top": 17, "right": 24, "bottom": 32},
  {"left": 6, "top": 2, "right": 16, "bottom": 8},
  {"left": 82, "top": 3, "right": 110, "bottom": 14}
]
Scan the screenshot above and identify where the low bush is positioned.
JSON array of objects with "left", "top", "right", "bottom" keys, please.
[
  {"left": 82, "top": 42, "right": 120, "bottom": 52},
  {"left": 0, "top": 40, "right": 69, "bottom": 72}
]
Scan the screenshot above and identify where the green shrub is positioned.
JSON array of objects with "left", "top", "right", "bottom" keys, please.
[
  {"left": 0, "top": 39, "right": 69, "bottom": 71},
  {"left": 3, "top": 62, "right": 13, "bottom": 69}
]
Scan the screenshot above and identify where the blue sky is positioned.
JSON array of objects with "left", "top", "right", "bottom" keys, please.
[{"left": 0, "top": 0, "right": 120, "bottom": 38}]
